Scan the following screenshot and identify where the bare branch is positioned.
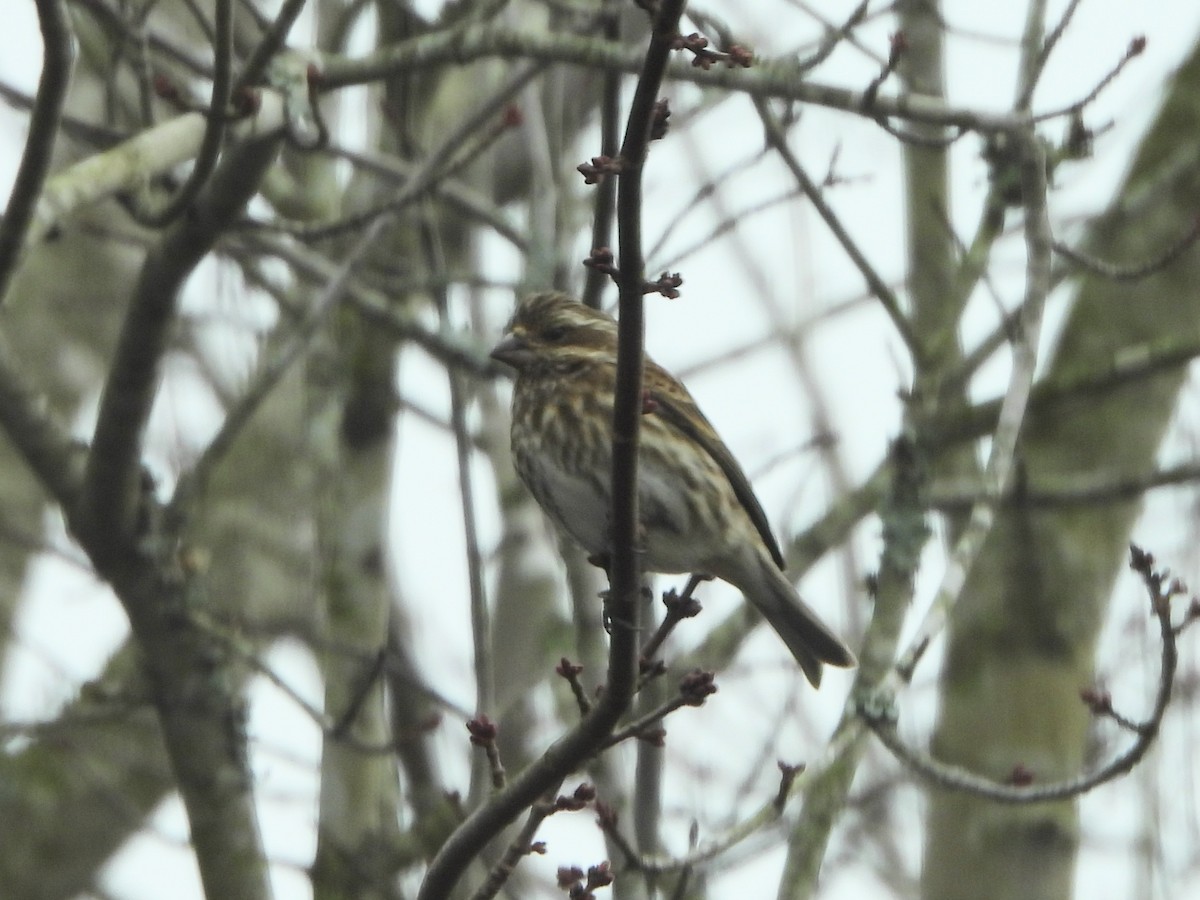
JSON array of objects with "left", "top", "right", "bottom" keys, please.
[
  {"left": 860, "top": 545, "right": 1185, "bottom": 803},
  {"left": 80, "top": 127, "right": 283, "bottom": 553},
  {"left": 134, "top": 0, "right": 234, "bottom": 226},
  {"left": 0, "top": 0, "right": 73, "bottom": 306}
]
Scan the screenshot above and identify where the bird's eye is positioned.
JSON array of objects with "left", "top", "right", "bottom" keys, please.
[{"left": 543, "top": 324, "right": 569, "bottom": 342}]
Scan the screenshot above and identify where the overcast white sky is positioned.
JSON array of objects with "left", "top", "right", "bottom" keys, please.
[{"left": 3, "top": 2, "right": 1200, "bottom": 899}]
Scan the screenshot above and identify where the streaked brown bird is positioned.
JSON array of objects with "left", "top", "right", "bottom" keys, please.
[{"left": 491, "top": 291, "right": 855, "bottom": 686}]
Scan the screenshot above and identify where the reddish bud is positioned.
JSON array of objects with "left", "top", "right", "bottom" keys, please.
[
  {"left": 594, "top": 801, "right": 619, "bottom": 829},
  {"left": 1008, "top": 763, "right": 1035, "bottom": 786},
  {"left": 557, "top": 866, "right": 585, "bottom": 888},
  {"left": 234, "top": 86, "right": 261, "bottom": 116},
  {"left": 726, "top": 44, "right": 754, "bottom": 67},
  {"left": 650, "top": 98, "right": 671, "bottom": 140},
  {"left": 153, "top": 74, "right": 179, "bottom": 101},
  {"left": 466, "top": 715, "right": 498, "bottom": 746},
  {"left": 679, "top": 669, "right": 717, "bottom": 706},
  {"left": 636, "top": 727, "right": 667, "bottom": 747},
  {"left": 1080, "top": 687, "right": 1112, "bottom": 714},
  {"left": 587, "top": 861, "right": 614, "bottom": 888}
]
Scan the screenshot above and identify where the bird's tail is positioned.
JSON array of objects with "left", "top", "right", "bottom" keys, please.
[{"left": 739, "top": 553, "right": 856, "bottom": 687}]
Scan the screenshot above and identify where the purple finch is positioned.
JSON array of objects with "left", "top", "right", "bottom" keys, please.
[{"left": 491, "top": 291, "right": 855, "bottom": 686}]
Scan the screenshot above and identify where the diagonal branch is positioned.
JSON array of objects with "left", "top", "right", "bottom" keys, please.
[
  {"left": 0, "top": 335, "right": 83, "bottom": 507},
  {"left": 753, "top": 98, "right": 922, "bottom": 362},
  {"left": 80, "top": 124, "right": 283, "bottom": 555}
]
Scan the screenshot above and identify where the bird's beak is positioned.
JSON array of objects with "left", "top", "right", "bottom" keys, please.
[{"left": 490, "top": 332, "right": 535, "bottom": 369}]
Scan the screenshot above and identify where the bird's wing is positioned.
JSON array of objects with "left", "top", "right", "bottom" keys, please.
[{"left": 645, "top": 362, "right": 787, "bottom": 570}]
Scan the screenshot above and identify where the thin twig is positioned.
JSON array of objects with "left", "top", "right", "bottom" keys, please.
[
  {"left": 861, "top": 546, "right": 1183, "bottom": 803},
  {"left": 753, "top": 97, "right": 922, "bottom": 361},
  {"left": 168, "top": 188, "right": 406, "bottom": 520},
  {"left": 235, "top": 0, "right": 309, "bottom": 91},
  {"left": 583, "top": 0, "right": 623, "bottom": 310},
  {"left": 0, "top": 0, "right": 73, "bottom": 306},
  {"left": 240, "top": 232, "right": 498, "bottom": 378},
  {"left": 135, "top": 0, "right": 234, "bottom": 226},
  {"left": 469, "top": 790, "right": 562, "bottom": 900},
  {"left": 271, "top": 66, "right": 536, "bottom": 241},
  {"left": 1032, "top": 35, "right": 1147, "bottom": 124},
  {"left": 1016, "top": 0, "right": 1083, "bottom": 109},
  {"left": 324, "top": 141, "right": 527, "bottom": 250},
  {"left": 1013, "top": 0, "right": 1049, "bottom": 113}
]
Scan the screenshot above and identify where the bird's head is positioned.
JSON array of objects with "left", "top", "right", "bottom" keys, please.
[{"left": 491, "top": 291, "right": 618, "bottom": 373}]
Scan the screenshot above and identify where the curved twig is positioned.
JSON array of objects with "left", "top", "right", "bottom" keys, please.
[{"left": 0, "top": 0, "right": 73, "bottom": 307}]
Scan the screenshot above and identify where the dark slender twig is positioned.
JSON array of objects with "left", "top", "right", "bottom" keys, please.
[
  {"left": 0, "top": 0, "right": 73, "bottom": 307},
  {"left": 134, "top": 0, "right": 234, "bottom": 227},
  {"left": 752, "top": 97, "right": 922, "bottom": 361},
  {"left": 557, "top": 658, "right": 594, "bottom": 717},
  {"left": 609, "top": 0, "right": 687, "bottom": 693},
  {"left": 278, "top": 98, "right": 524, "bottom": 241},
  {"left": 423, "top": 217, "right": 495, "bottom": 801},
  {"left": 792, "top": 0, "right": 869, "bottom": 74},
  {"left": 606, "top": 759, "right": 806, "bottom": 875},
  {"left": 639, "top": 574, "right": 704, "bottom": 662},
  {"left": 415, "top": 5, "right": 688, "bottom": 896},
  {"left": 241, "top": 232, "right": 498, "bottom": 378},
  {"left": 0, "top": 79, "right": 125, "bottom": 148},
  {"left": 1032, "top": 35, "right": 1147, "bottom": 124},
  {"left": 861, "top": 31, "right": 907, "bottom": 111},
  {"left": 583, "top": 0, "right": 622, "bottom": 310},
  {"left": 235, "top": 0, "right": 309, "bottom": 90},
  {"left": 873, "top": 117, "right": 965, "bottom": 149},
  {"left": 323, "top": 141, "right": 528, "bottom": 250},
  {"left": 1016, "top": 0, "right": 1083, "bottom": 109},
  {"left": 601, "top": 697, "right": 685, "bottom": 749},
  {"left": 469, "top": 790, "right": 561, "bottom": 900}
]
